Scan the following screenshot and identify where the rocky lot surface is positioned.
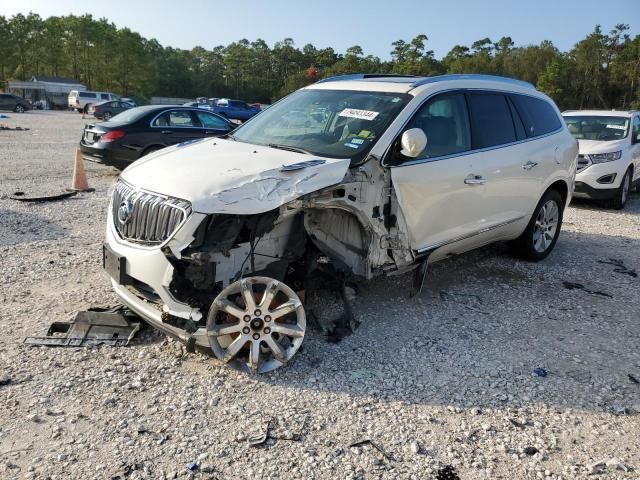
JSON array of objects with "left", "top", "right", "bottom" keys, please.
[{"left": 1, "top": 111, "right": 639, "bottom": 479}]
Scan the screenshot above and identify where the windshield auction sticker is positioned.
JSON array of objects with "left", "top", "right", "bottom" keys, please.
[{"left": 338, "top": 108, "right": 379, "bottom": 121}]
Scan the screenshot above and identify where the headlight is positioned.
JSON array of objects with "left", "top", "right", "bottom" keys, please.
[{"left": 588, "top": 151, "right": 622, "bottom": 163}]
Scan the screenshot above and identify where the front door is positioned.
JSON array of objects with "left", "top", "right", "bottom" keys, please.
[{"left": 390, "top": 92, "right": 490, "bottom": 252}]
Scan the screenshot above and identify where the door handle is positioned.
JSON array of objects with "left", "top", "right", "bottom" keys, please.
[
  {"left": 161, "top": 130, "right": 173, "bottom": 134},
  {"left": 464, "top": 174, "right": 486, "bottom": 185},
  {"left": 522, "top": 160, "right": 538, "bottom": 170}
]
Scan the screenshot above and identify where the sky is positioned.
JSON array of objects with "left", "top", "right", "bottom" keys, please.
[{"left": 1, "top": 0, "right": 638, "bottom": 59}]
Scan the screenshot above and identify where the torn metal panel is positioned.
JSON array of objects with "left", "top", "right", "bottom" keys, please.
[
  {"left": 120, "top": 138, "right": 351, "bottom": 214},
  {"left": 23, "top": 309, "right": 141, "bottom": 347}
]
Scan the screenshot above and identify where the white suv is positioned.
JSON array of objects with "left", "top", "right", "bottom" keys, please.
[
  {"left": 103, "top": 74, "right": 577, "bottom": 373},
  {"left": 68, "top": 90, "right": 120, "bottom": 113},
  {"left": 563, "top": 110, "right": 640, "bottom": 209}
]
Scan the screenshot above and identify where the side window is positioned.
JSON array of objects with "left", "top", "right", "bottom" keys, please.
[
  {"left": 632, "top": 116, "right": 640, "bottom": 142},
  {"left": 101, "top": 93, "right": 109, "bottom": 100},
  {"left": 196, "top": 112, "right": 230, "bottom": 129},
  {"left": 467, "top": 93, "right": 517, "bottom": 149},
  {"left": 79, "top": 92, "right": 95, "bottom": 99},
  {"left": 404, "top": 93, "right": 471, "bottom": 159},
  {"left": 511, "top": 95, "right": 562, "bottom": 137},
  {"left": 153, "top": 110, "right": 196, "bottom": 127}
]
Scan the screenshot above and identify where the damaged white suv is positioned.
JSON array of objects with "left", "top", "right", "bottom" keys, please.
[{"left": 104, "top": 74, "right": 577, "bottom": 373}]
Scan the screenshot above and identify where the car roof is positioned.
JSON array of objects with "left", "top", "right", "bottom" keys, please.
[
  {"left": 562, "top": 109, "right": 637, "bottom": 118},
  {"left": 307, "top": 73, "right": 536, "bottom": 95}
]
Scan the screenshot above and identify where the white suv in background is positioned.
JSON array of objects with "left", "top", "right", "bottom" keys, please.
[
  {"left": 103, "top": 74, "right": 577, "bottom": 373},
  {"left": 68, "top": 90, "right": 121, "bottom": 113},
  {"left": 563, "top": 110, "right": 640, "bottom": 209}
]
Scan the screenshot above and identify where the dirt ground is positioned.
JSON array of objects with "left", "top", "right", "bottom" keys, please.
[{"left": 1, "top": 110, "right": 639, "bottom": 480}]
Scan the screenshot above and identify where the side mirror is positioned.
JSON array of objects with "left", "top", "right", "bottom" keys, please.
[{"left": 400, "top": 128, "right": 428, "bottom": 158}]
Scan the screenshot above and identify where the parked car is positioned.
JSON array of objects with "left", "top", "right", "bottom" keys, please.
[
  {"left": 212, "top": 98, "right": 261, "bottom": 121},
  {"left": 79, "top": 105, "right": 233, "bottom": 169},
  {"left": 89, "top": 100, "right": 135, "bottom": 121},
  {"left": 0, "top": 93, "right": 31, "bottom": 113},
  {"left": 103, "top": 74, "right": 576, "bottom": 373},
  {"left": 68, "top": 90, "right": 120, "bottom": 113},
  {"left": 563, "top": 110, "right": 640, "bottom": 209},
  {"left": 121, "top": 97, "right": 137, "bottom": 107}
]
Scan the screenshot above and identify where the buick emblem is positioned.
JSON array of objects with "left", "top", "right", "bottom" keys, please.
[{"left": 117, "top": 198, "right": 134, "bottom": 225}]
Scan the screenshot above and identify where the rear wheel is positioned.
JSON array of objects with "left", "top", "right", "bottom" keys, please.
[
  {"left": 514, "top": 189, "right": 564, "bottom": 262},
  {"left": 606, "top": 168, "right": 631, "bottom": 210},
  {"left": 14, "top": 104, "right": 25, "bottom": 113},
  {"left": 83, "top": 104, "right": 91, "bottom": 114}
]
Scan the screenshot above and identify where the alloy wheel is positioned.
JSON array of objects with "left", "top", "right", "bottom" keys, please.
[
  {"left": 206, "top": 276, "right": 306, "bottom": 374},
  {"left": 533, "top": 199, "right": 559, "bottom": 253}
]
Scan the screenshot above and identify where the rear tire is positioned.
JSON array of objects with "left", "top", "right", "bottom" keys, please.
[
  {"left": 606, "top": 168, "right": 631, "bottom": 210},
  {"left": 84, "top": 104, "right": 91, "bottom": 114},
  {"left": 514, "top": 189, "right": 564, "bottom": 262}
]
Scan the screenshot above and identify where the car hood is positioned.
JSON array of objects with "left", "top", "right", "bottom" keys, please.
[
  {"left": 120, "top": 138, "right": 351, "bottom": 214},
  {"left": 577, "top": 138, "right": 627, "bottom": 155}
]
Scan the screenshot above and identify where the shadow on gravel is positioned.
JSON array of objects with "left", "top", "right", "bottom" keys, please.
[
  {"left": 570, "top": 191, "right": 640, "bottom": 214},
  {"left": 0, "top": 208, "right": 67, "bottom": 246},
  {"left": 257, "top": 229, "right": 640, "bottom": 414}
]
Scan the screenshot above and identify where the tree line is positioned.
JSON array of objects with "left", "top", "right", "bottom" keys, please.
[{"left": 1, "top": 13, "right": 639, "bottom": 110}]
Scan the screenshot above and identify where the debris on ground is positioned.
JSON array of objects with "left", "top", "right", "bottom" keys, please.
[
  {"left": 628, "top": 374, "right": 640, "bottom": 384},
  {"left": 523, "top": 446, "right": 539, "bottom": 455},
  {"left": 597, "top": 258, "right": 638, "bottom": 278},
  {"left": 436, "top": 465, "right": 461, "bottom": 480},
  {"left": 440, "top": 290, "right": 488, "bottom": 315},
  {"left": 533, "top": 368, "right": 548, "bottom": 377},
  {"left": 23, "top": 306, "right": 140, "bottom": 347},
  {"left": 0, "top": 126, "right": 30, "bottom": 131},
  {"left": 348, "top": 439, "right": 396, "bottom": 462},
  {"left": 562, "top": 281, "right": 613, "bottom": 297},
  {"left": 247, "top": 420, "right": 271, "bottom": 447},
  {"left": 10, "top": 191, "right": 78, "bottom": 203},
  {"left": 0, "top": 377, "right": 11, "bottom": 387}
]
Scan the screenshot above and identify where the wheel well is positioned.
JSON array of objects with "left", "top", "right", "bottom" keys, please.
[
  {"left": 547, "top": 180, "right": 569, "bottom": 205},
  {"left": 141, "top": 144, "right": 164, "bottom": 156}
]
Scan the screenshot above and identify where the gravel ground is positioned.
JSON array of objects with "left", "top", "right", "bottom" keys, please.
[{"left": 1, "top": 111, "right": 639, "bottom": 480}]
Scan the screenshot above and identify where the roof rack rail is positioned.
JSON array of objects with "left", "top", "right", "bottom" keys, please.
[
  {"left": 410, "top": 74, "right": 534, "bottom": 89},
  {"left": 316, "top": 73, "right": 419, "bottom": 84}
]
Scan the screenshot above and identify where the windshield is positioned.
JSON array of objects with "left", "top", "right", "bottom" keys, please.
[
  {"left": 232, "top": 89, "right": 411, "bottom": 161},
  {"left": 109, "top": 107, "right": 151, "bottom": 123},
  {"left": 563, "top": 116, "right": 630, "bottom": 141}
]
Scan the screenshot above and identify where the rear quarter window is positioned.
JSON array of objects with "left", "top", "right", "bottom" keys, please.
[
  {"left": 511, "top": 95, "right": 562, "bottom": 137},
  {"left": 79, "top": 92, "right": 96, "bottom": 99}
]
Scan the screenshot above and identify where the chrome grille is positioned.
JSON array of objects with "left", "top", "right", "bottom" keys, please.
[
  {"left": 576, "top": 154, "right": 591, "bottom": 172},
  {"left": 111, "top": 180, "right": 191, "bottom": 245}
]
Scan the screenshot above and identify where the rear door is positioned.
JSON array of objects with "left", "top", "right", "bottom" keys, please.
[
  {"left": 0, "top": 94, "right": 10, "bottom": 109},
  {"left": 463, "top": 92, "right": 539, "bottom": 226},
  {"left": 150, "top": 109, "right": 202, "bottom": 144}
]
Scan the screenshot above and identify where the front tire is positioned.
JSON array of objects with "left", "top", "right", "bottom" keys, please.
[
  {"left": 514, "top": 189, "right": 564, "bottom": 262},
  {"left": 14, "top": 104, "right": 25, "bottom": 113},
  {"left": 606, "top": 168, "right": 631, "bottom": 210},
  {"left": 103, "top": 111, "right": 112, "bottom": 121}
]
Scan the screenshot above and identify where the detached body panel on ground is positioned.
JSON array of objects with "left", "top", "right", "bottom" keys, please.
[{"left": 104, "top": 74, "right": 577, "bottom": 373}]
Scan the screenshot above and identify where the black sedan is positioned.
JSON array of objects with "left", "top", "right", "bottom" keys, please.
[
  {"left": 89, "top": 100, "right": 134, "bottom": 120},
  {"left": 79, "top": 106, "right": 234, "bottom": 169},
  {"left": 0, "top": 93, "right": 31, "bottom": 113}
]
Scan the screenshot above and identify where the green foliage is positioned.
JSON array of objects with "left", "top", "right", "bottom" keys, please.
[{"left": 1, "top": 13, "right": 638, "bottom": 109}]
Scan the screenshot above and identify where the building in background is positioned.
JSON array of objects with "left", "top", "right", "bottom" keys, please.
[{"left": 7, "top": 75, "right": 85, "bottom": 109}]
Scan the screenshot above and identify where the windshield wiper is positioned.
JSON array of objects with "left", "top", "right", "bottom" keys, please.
[{"left": 268, "top": 143, "right": 311, "bottom": 155}]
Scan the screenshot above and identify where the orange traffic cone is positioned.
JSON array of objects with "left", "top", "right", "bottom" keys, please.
[{"left": 66, "top": 148, "right": 94, "bottom": 192}]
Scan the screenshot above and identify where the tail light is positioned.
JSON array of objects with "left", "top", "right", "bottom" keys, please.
[{"left": 100, "top": 130, "right": 125, "bottom": 143}]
